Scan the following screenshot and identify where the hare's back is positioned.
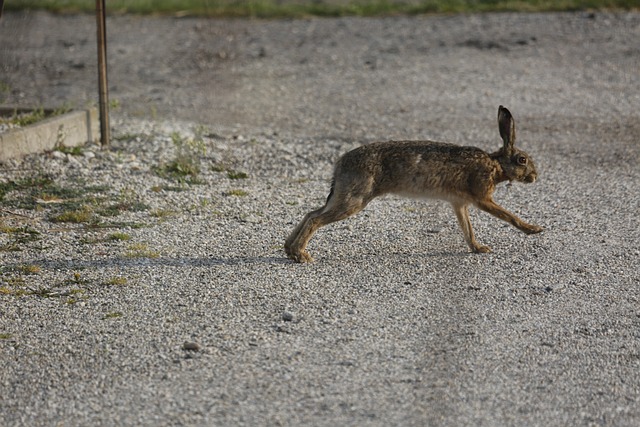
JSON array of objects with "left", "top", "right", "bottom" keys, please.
[
  {"left": 343, "top": 140, "right": 489, "bottom": 168},
  {"left": 337, "top": 140, "right": 493, "bottom": 198}
]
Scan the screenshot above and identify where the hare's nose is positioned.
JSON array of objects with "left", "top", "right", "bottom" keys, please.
[{"left": 523, "top": 172, "right": 537, "bottom": 183}]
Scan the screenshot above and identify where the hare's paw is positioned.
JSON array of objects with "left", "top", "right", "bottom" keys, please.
[
  {"left": 288, "top": 249, "right": 314, "bottom": 263},
  {"left": 472, "top": 245, "right": 492, "bottom": 254},
  {"left": 524, "top": 224, "right": 544, "bottom": 235}
]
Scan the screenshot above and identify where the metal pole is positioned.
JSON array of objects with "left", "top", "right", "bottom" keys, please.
[{"left": 96, "top": 0, "right": 110, "bottom": 147}]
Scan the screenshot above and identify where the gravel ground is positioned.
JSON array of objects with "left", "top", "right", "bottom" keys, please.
[{"left": 1, "top": 10, "right": 640, "bottom": 427}]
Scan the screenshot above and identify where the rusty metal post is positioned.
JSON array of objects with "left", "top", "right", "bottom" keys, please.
[{"left": 96, "top": 0, "right": 110, "bottom": 146}]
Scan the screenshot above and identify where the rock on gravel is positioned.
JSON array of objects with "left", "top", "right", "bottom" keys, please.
[{"left": 0, "top": 10, "right": 639, "bottom": 427}]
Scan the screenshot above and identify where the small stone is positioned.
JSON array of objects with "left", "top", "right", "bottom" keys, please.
[
  {"left": 51, "top": 150, "right": 66, "bottom": 159},
  {"left": 83, "top": 151, "right": 96, "bottom": 159},
  {"left": 242, "top": 214, "right": 261, "bottom": 224},
  {"left": 67, "top": 154, "right": 82, "bottom": 166},
  {"left": 182, "top": 342, "right": 200, "bottom": 351},
  {"left": 282, "top": 311, "right": 294, "bottom": 322}
]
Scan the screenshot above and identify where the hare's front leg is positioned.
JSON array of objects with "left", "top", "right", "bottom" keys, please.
[
  {"left": 452, "top": 202, "right": 491, "bottom": 253},
  {"left": 476, "top": 199, "right": 544, "bottom": 234}
]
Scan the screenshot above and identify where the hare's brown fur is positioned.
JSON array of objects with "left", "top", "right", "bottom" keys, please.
[{"left": 285, "top": 106, "right": 543, "bottom": 262}]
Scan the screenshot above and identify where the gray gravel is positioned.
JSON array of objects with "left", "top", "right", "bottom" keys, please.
[{"left": 1, "top": 10, "right": 640, "bottom": 427}]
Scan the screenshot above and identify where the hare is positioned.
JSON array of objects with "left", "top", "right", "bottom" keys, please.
[{"left": 285, "top": 106, "right": 543, "bottom": 263}]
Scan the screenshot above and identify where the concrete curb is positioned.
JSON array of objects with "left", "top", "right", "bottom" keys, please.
[{"left": 0, "top": 106, "right": 99, "bottom": 161}]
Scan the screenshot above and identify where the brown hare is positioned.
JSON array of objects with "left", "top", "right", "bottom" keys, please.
[{"left": 285, "top": 106, "right": 543, "bottom": 263}]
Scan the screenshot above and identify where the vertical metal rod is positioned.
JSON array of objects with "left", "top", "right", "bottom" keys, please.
[{"left": 96, "top": 0, "right": 110, "bottom": 147}]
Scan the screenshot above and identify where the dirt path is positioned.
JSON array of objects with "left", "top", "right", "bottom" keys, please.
[{"left": 1, "top": 10, "right": 639, "bottom": 427}]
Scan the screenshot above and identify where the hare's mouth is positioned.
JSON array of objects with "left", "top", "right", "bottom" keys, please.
[{"left": 524, "top": 174, "right": 537, "bottom": 183}]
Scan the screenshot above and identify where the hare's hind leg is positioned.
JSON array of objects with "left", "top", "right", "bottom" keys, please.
[
  {"left": 452, "top": 202, "right": 491, "bottom": 253},
  {"left": 285, "top": 185, "right": 371, "bottom": 263},
  {"left": 285, "top": 205, "right": 326, "bottom": 263}
]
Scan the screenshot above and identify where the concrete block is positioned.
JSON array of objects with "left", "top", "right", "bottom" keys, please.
[{"left": 0, "top": 106, "right": 100, "bottom": 161}]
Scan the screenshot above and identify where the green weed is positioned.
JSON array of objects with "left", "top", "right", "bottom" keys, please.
[
  {"left": 104, "top": 312, "right": 123, "bottom": 319},
  {"left": 0, "top": 225, "right": 41, "bottom": 252},
  {"left": 227, "top": 170, "right": 249, "bottom": 180},
  {"left": 155, "top": 132, "right": 206, "bottom": 184},
  {"left": 103, "top": 276, "right": 128, "bottom": 286},
  {"left": 50, "top": 205, "right": 94, "bottom": 223},
  {"left": 109, "top": 232, "right": 131, "bottom": 241},
  {"left": 227, "top": 189, "right": 248, "bottom": 197},
  {"left": 151, "top": 209, "right": 177, "bottom": 219},
  {"left": 17, "top": 264, "right": 41, "bottom": 275},
  {"left": 124, "top": 242, "right": 160, "bottom": 259},
  {"left": 55, "top": 145, "right": 84, "bottom": 156},
  {"left": 2, "top": 108, "right": 46, "bottom": 127}
]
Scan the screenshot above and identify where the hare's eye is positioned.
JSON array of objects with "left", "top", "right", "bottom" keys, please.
[{"left": 517, "top": 156, "right": 527, "bottom": 165}]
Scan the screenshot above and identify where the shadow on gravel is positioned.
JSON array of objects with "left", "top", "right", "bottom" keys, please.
[
  {"left": 6, "top": 250, "right": 471, "bottom": 271},
  {"left": 6, "top": 256, "right": 292, "bottom": 271}
]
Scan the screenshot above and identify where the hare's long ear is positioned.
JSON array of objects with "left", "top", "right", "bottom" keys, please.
[{"left": 498, "top": 105, "right": 516, "bottom": 154}]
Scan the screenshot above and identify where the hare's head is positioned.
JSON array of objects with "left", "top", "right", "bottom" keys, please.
[{"left": 496, "top": 106, "right": 538, "bottom": 184}]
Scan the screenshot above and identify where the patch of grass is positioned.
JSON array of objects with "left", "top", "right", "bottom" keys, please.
[
  {"left": 1, "top": 271, "right": 93, "bottom": 300},
  {"left": 227, "top": 170, "right": 249, "bottom": 180},
  {"left": 162, "top": 158, "right": 201, "bottom": 180},
  {"left": 112, "top": 132, "right": 149, "bottom": 142},
  {"left": 0, "top": 106, "right": 71, "bottom": 128},
  {"left": 0, "top": 225, "right": 41, "bottom": 252},
  {"left": 109, "top": 232, "right": 131, "bottom": 241},
  {"left": 5, "top": 0, "right": 637, "bottom": 18},
  {"left": 0, "top": 174, "right": 110, "bottom": 212},
  {"left": 154, "top": 132, "right": 206, "bottom": 184},
  {"left": 17, "top": 264, "right": 41, "bottom": 275},
  {"left": 81, "top": 231, "right": 132, "bottom": 244},
  {"left": 65, "top": 293, "right": 88, "bottom": 305},
  {"left": 0, "top": 220, "right": 13, "bottom": 233},
  {"left": 96, "top": 188, "right": 149, "bottom": 217},
  {"left": 0, "top": 108, "right": 46, "bottom": 127},
  {"left": 227, "top": 189, "right": 249, "bottom": 197},
  {"left": 0, "top": 175, "right": 53, "bottom": 205},
  {"left": 1, "top": 174, "right": 154, "bottom": 227},
  {"left": 151, "top": 184, "right": 187, "bottom": 192},
  {"left": 151, "top": 208, "right": 177, "bottom": 219},
  {"left": 66, "top": 272, "right": 88, "bottom": 286},
  {"left": 0, "top": 333, "right": 13, "bottom": 339},
  {"left": 124, "top": 242, "right": 160, "bottom": 259},
  {"left": 211, "top": 164, "right": 227, "bottom": 173},
  {"left": 50, "top": 205, "right": 94, "bottom": 223},
  {"left": 55, "top": 145, "right": 84, "bottom": 156},
  {"left": 103, "top": 276, "right": 128, "bottom": 286},
  {"left": 104, "top": 311, "right": 123, "bottom": 319},
  {"left": 90, "top": 221, "right": 148, "bottom": 230},
  {"left": 98, "top": 200, "right": 150, "bottom": 217},
  {"left": 0, "top": 81, "right": 10, "bottom": 103},
  {"left": 6, "top": 276, "right": 26, "bottom": 288}
]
